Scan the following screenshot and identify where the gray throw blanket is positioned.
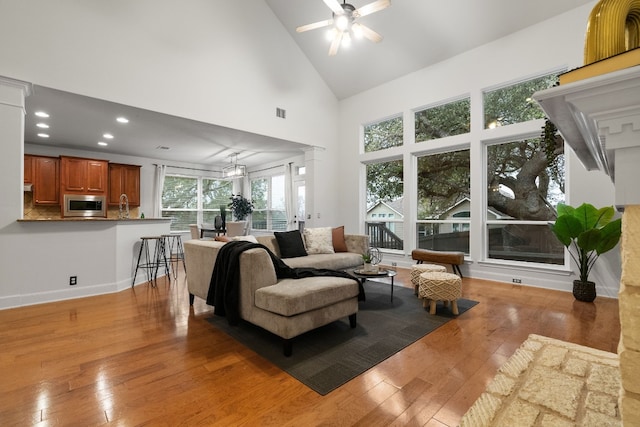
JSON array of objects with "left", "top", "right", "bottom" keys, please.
[{"left": 207, "top": 240, "right": 364, "bottom": 325}]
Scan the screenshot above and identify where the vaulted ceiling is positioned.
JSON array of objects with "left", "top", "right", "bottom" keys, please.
[{"left": 24, "top": 0, "right": 594, "bottom": 168}]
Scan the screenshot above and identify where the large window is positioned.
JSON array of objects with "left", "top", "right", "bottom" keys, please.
[
  {"left": 161, "top": 175, "right": 231, "bottom": 231},
  {"left": 366, "top": 159, "right": 404, "bottom": 250},
  {"left": 486, "top": 138, "right": 565, "bottom": 264},
  {"left": 251, "top": 175, "right": 286, "bottom": 231},
  {"left": 416, "top": 149, "right": 470, "bottom": 254}
]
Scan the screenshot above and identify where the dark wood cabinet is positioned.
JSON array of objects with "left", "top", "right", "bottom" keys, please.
[
  {"left": 61, "top": 156, "right": 108, "bottom": 195},
  {"left": 24, "top": 155, "right": 34, "bottom": 183},
  {"left": 33, "top": 156, "right": 60, "bottom": 205},
  {"left": 108, "top": 163, "right": 141, "bottom": 206}
]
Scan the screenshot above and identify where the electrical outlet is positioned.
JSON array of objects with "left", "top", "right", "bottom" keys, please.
[
  {"left": 512, "top": 278, "right": 521, "bottom": 284},
  {"left": 69, "top": 276, "right": 77, "bottom": 286}
]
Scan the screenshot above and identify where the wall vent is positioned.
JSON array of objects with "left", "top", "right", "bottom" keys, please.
[{"left": 276, "top": 107, "right": 286, "bottom": 119}]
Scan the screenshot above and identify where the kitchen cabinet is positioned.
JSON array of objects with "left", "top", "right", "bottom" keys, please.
[
  {"left": 60, "top": 156, "right": 108, "bottom": 195},
  {"left": 33, "top": 156, "right": 60, "bottom": 205},
  {"left": 108, "top": 163, "right": 141, "bottom": 206},
  {"left": 24, "top": 155, "right": 33, "bottom": 183}
]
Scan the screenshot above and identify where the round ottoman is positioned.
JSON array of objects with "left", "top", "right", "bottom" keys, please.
[
  {"left": 418, "top": 271, "right": 462, "bottom": 315},
  {"left": 410, "top": 263, "right": 446, "bottom": 295}
]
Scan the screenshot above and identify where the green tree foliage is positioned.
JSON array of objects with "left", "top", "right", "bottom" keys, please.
[
  {"left": 484, "top": 74, "right": 556, "bottom": 127},
  {"left": 162, "top": 176, "right": 197, "bottom": 209},
  {"left": 364, "top": 116, "right": 403, "bottom": 152},
  {"left": 202, "top": 178, "right": 232, "bottom": 209},
  {"left": 366, "top": 160, "right": 403, "bottom": 207},
  {"left": 417, "top": 150, "right": 470, "bottom": 219},
  {"left": 415, "top": 98, "right": 470, "bottom": 142}
]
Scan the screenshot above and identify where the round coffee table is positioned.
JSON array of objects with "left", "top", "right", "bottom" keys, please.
[{"left": 351, "top": 268, "right": 397, "bottom": 302}]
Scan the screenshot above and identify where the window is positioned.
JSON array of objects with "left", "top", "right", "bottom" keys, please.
[
  {"left": 366, "top": 159, "right": 404, "bottom": 250},
  {"left": 251, "top": 175, "right": 286, "bottom": 231},
  {"left": 416, "top": 149, "right": 470, "bottom": 254},
  {"left": 161, "top": 175, "right": 232, "bottom": 231},
  {"left": 484, "top": 72, "right": 558, "bottom": 129},
  {"left": 486, "top": 138, "right": 565, "bottom": 264},
  {"left": 415, "top": 97, "right": 470, "bottom": 142},
  {"left": 364, "top": 116, "right": 403, "bottom": 153}
]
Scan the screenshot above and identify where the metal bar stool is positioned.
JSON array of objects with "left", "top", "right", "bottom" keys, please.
[
  {"left": 132, "top": 236, "right": 171, "bottom": 287},
  {"left": 162, "top": 233, "right": 186, "bottom": 279}
]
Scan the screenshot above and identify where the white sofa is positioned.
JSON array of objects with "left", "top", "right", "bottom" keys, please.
[{"left": 183, "top": 234, "right": 369, "bottom": 355}]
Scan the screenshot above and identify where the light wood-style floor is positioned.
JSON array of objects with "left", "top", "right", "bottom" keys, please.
[{"left": 0, "top": 267, "right": 619, "bottom": 426}]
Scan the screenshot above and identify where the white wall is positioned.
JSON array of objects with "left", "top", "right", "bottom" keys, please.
[
  {"left": 0, "top": 0, "right": 339, "bottom": 309},
  {"left": 336, "top": 2, "right": 622, "bottom": 297}
]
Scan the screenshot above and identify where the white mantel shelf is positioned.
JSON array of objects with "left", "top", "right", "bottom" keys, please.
[{"left": 533, "top": 66, "right": 640, "bottom": 209}]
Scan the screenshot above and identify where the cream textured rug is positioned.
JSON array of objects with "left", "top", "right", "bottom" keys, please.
[{"left": 460, "top": 334, "right": 621, "bottom": 427}]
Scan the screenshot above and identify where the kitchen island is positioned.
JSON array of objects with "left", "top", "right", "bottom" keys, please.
[{"left": 7, "top": 217, "right": 173, "bottom": 308}]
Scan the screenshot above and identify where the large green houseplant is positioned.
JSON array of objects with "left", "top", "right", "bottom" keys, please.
[
  {"left": 228, "top": 194, "right": 254, "bottom": 221},
  {"left": 550, "top": 203, "right": 621, "bottom": 302}
]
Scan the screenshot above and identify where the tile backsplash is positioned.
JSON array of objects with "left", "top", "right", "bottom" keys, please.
[{"left": 23, "top": 192, "right": 140, "bottom": 219}]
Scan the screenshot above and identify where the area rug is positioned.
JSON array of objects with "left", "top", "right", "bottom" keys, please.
[
  {"left": 207, "top": 279, "right": 478, "bottom": 395},
  {"left": 460, "top": 334, "right": 621, "bottom": 427}
]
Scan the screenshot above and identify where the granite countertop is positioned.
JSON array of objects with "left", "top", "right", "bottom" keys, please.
[{"left": 18, "top": 217, "right": 171, "bottom": 222}]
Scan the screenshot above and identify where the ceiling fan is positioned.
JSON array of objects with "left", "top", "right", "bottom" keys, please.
[{"left": 296, "top": 0, "right": 391, "bottom": 56}]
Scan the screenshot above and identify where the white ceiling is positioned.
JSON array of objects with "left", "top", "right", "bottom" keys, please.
[{"left": 24, "top": 0, "right": 594, "bottom": 167}]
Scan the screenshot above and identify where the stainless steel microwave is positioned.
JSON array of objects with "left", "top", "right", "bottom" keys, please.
[{"left": 63, "top": 194, "right": 107, "bottom": 218}]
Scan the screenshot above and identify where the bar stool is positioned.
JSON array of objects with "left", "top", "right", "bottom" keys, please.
[
  {"left": 132, "top": 236, "right": 170, "bottom": 287},
  {"left": 162, "top": 233, "right": 186, "bottom": 279}
]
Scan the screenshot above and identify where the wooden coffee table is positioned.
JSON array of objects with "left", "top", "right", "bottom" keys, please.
[{"left": 351, "top": 268, "right": 397, "bottom": 302}]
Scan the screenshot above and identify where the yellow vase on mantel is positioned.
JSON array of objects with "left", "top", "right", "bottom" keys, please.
[{"left": 584, "top": 0, "right": 640, "bottom": 65}]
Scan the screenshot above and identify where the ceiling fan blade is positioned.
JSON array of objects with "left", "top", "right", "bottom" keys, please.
[
  {"left": 323, "top": 0, "right": 345, "bottom": 15},
  {"left": 354, "top": 23, "right": 383, "bottom": 43},
  {"left": 296, "top": 19, "right": 332, "bottom": 33},
  {"left": 354, "top": 0, "right": 391, "bottom": 18},
  {"left": 328, "top": 32, "right": 342, "bottom": 56}
]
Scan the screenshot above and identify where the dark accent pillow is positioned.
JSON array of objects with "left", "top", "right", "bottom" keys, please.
[
  {"left": 274, "top": 230, "right": 308, "bottom": 258},
  {"left": 332, "top": 226, "right": 348, "bottom": 252}
]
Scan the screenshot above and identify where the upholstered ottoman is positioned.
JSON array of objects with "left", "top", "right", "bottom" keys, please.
[
  {"left": 410, "top": 263, "right": 446, "bottom": 295},
  {"left": 418, "top": 271, "right": 462, "bottom": 315}
]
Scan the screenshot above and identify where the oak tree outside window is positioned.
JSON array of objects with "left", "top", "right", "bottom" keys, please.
[
  {"left": 364, "top": 116, "right": 403, "bottom": 153},
  {"left": 366, "top": 159, "right": 404, "bottom": 250},
  {"left": 415, "top": 97, "right": 470, "bottom": 142},
  {"left": 251, "top": 175, "right": 286, "bottom": 231}
]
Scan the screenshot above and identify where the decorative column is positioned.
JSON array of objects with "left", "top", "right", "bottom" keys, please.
[{"left": 0, "top": 76, "right": 32, "bottom": 222}]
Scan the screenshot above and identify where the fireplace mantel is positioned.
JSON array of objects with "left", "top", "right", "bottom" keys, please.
[{"left": 533, "top": 66, "right": 640, "bottom": 209}]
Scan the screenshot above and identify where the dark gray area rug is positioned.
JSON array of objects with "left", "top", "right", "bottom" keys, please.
[{"left": 206, "top": 280, "right": 478, "bottom": 395}]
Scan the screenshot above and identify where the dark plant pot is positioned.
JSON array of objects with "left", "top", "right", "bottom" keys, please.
[{"left": 573, "top": 280, "right": 596, "bottom": 302}]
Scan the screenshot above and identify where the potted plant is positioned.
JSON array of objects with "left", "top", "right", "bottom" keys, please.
[
  {"left": 550, "top": 202, "right": 621, "bottom": 302},
  {"left": 228, "top": 194, "right": 254, "bottom": 221}
]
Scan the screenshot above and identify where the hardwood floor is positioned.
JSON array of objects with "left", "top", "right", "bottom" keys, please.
[{"left": 0, "top": 267, "right": 619, "bottom": 426}]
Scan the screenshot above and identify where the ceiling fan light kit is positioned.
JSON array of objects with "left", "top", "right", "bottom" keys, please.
[{"left": 296, "top": 0, "right": 391, "bottom": 56}]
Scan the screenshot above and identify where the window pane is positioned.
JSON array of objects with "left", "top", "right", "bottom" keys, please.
[
  {"left": 484, "top": 73, "right": 558, "bottom": 128},
  {"left": 415, "top": 98, "right": 470, "bottom": 142},
  {"left": 417, "top": 223, "right": 469, "bottom": 253},
  {"left": 487, "top": 224, "right": 564, "bottom": 264},
  {"left": 163, "top": 210, "right": 197, "bottom": 232},
  {"left": 417, "top": 150, "right": 470, "bottom": 219},
  {"left": 366, "top": 160, "right": 404, "bottom": 250},
  {"left": 252, "top": 210, "right": 267, "bottom": 230},
  {"left": 487, "top": 139, "right": 565, "bottom": 221},
  {"left": 364, "top": 116, "right": 403, "bottom": 153},
  {"left": 202, "top": 179, "right": 232, "bottom": 210},
  {"left": 251, "top": 178, "right": 268, "bottom": 210},
  {"left": 162, "top": 176, "right": 197, "bottom": 208},
  {"left": 271, "top": 175, "right": 285, "bottom": 210}
]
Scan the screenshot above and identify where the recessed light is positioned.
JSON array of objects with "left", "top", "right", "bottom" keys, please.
[
  {"left": 103, "top": 133, "right": 114, "bottom": 139},
  {"left": 35, "top": 111, "right": 49, "bottom": 118},
  {"left": 36, "top": 123, "right": 49, "bottom": 129},
  {"left": 97, "top": 141, "right": 108, "bottom": 146},
  {"left": 116, "top": 117, "right": 129, "bottom": 123},
  {"left": 37, "top": 133, "right": 49, "bottom": 138}
]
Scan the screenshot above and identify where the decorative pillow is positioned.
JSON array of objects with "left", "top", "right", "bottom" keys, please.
[
  {"left": 332, "top": 226, "right": 348, "bottom": 252},
  {"left": 304, "top": 227, "right": 335, "bottom": 254},
  {"left": 274, "top": 230, "right": 308, "bottom": 258},
  {"left": 231, "top": 235, "right": 259, "bottom": 243},
  {"left": 214, "top": 235, "right": 232, "bottom": 242}
]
